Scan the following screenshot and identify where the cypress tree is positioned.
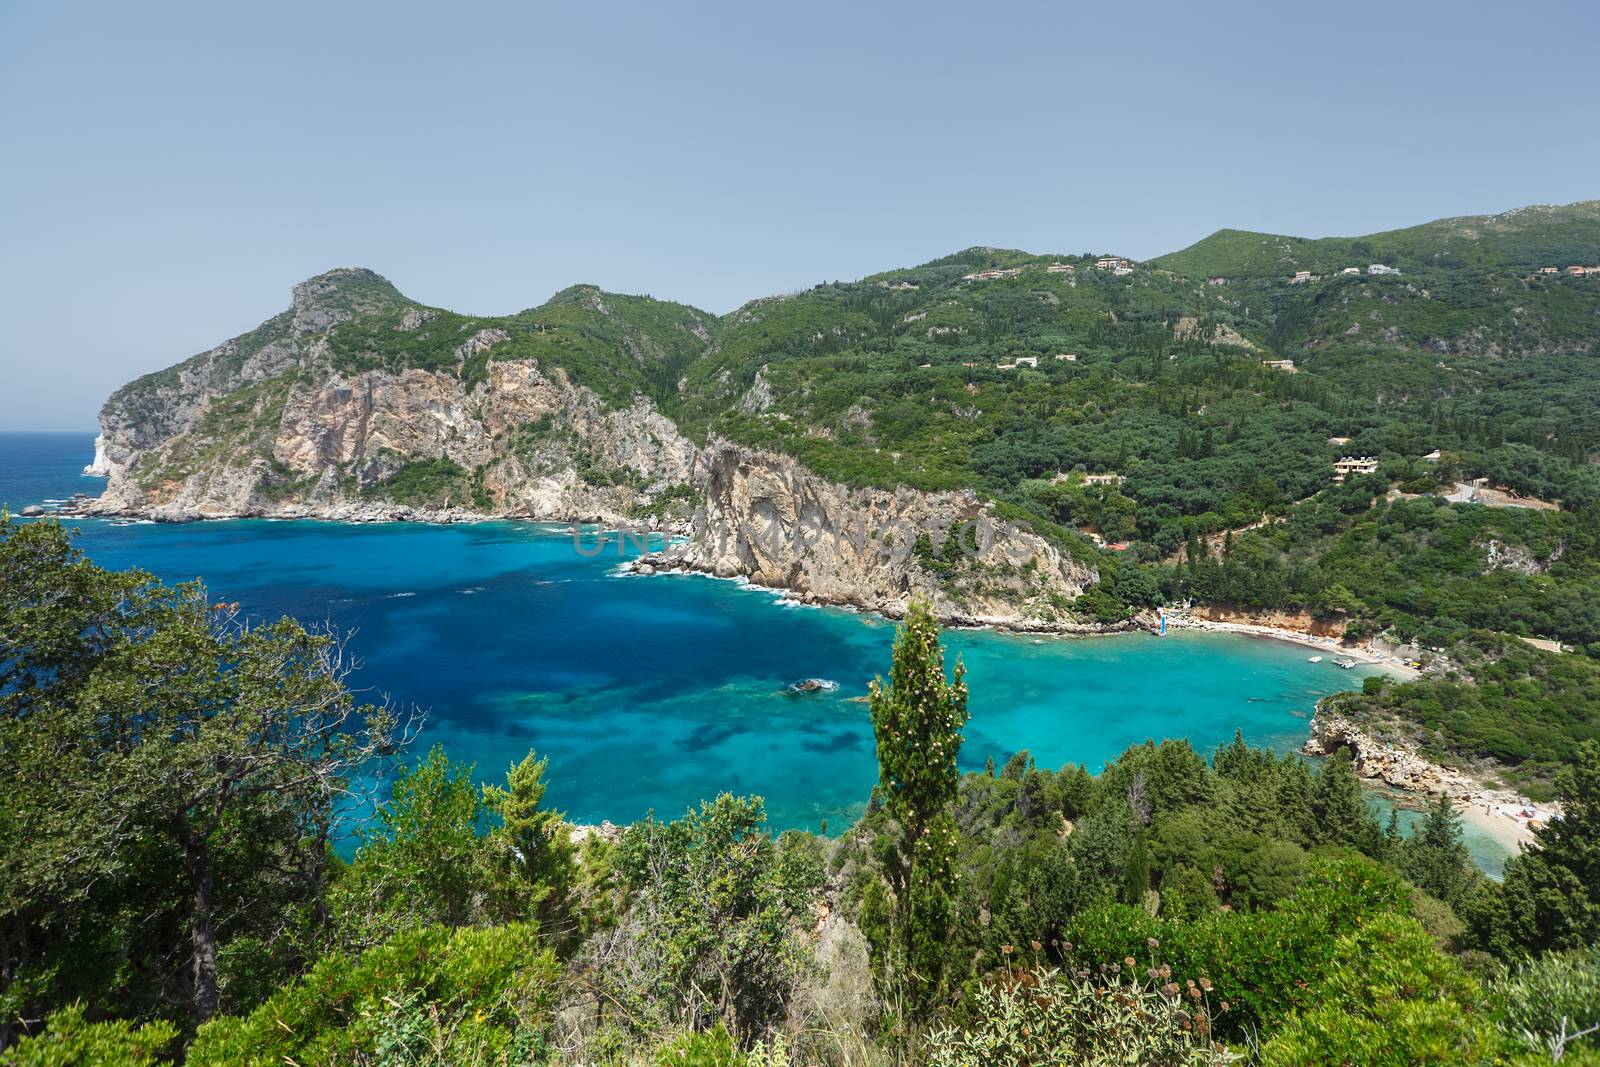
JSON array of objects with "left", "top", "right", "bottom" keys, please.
[{"left": 868, "top": 597, "right": 970, "bottom": 1023}]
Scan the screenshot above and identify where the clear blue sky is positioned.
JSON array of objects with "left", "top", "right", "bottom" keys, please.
[{"left": 2, "top": 0, "right": 1597, "bottom": 430}]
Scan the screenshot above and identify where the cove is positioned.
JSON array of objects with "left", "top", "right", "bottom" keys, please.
[{"left": 1, "top": 433, "right": 1511, "bottom": 873}]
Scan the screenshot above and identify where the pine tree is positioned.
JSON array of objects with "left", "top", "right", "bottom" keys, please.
[
  {"left": 1400, "top": 794, "right": 1470, "bottom": 904},
  {"left": 1309, "top": 750, "right": 1381, "bottom": 854},
  {"left": 482, "top": 752, "right": 577, "bottom": 942},
  {"left": 1213, "top": 729, "right": 1253, "bottom": 781},
  {"left": 1498, "top": 741, "right": 1600, "bottom": 953}
]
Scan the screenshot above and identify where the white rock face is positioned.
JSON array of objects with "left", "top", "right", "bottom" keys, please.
[
  {"left": 83, "top": 434, "right": 111, "bottom": 477},
  {"left": 655, "top": 440, "right": 1102, "bottom": 626},
  {"left": 396, "top": 307, "right": 438, "bottom": 331},
  {"left": 88, "top": 354, "right": 700, "bottom": 524}
]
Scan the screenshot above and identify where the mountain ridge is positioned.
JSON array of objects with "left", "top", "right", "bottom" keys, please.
[
  {"left": 162, "top": 197, "right": 1597, "bottom": 355},
  {"left": 1155, "top": 199, "right": 1600, "bottom": 279}
]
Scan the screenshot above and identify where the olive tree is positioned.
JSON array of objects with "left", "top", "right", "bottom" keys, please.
[{"left": 1, "top": 517, "right": 412, "bottom": 1028}]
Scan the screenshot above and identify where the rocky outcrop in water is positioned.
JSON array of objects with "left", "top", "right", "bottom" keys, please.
[{"left": 1302, "top": 712, "right": 1466, "bottom": 794}]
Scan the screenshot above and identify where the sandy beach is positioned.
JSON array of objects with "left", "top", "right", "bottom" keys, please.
[
  {"left": 1164, "top": 615, "right": 1422, "bottom": 679},
  {"left": 1455, "top": 797, "right": 1543, "bottom": 854}
]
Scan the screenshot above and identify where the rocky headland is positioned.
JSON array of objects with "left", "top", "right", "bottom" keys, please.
[
  {"left": 625, "top": 440, "right": 1110, "bottom": 629},
  {"left": 73, "top": 267, "right": 1116, "bottom": 634},
  {"left": 1302, "top": 709, "right": 1559, "bottom": 851}
]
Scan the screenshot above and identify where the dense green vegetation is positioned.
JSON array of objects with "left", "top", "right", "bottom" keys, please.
[
  {"left": 0, "top": 518, "right": 404, "bottom": 1032},
  {"left": 1325, "top": 633, "right": 1600, "bottom": 789},
  {"left": 1154, "top": 201, "right": 1600, "bottom": 278},
  {"left": 1177, "top": 491, "right": 1600, "bottom": 650},
  {"left": 5, "top": 517, "right": 1599, "bottom": 1064},
  {"left": 121, "top": 207, "right": 1600, "bottom": 681},
  {"left": 325, "top": 286, "right": 716, "bottom": 408},
  {"left": 362, "top": 456, "right": 478, "bottom": 507}
]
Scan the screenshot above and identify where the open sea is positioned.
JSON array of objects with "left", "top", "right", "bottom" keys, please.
[{"left": 0, "top": 431, "right": 1510, "bottom": 873}]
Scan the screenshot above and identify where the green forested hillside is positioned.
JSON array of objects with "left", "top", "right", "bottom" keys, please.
[
  {"left": 98, "top": 202, "right": 1600, "bottom": 779},
  {"left": 1155, "top": 201, "right": 1600, "bottom": 278},
  {"left": 325, "top": 284, "right": 718, "bottom": 406},
  {"left": 1325, "top": 631, "right": 1600, "bottom": 780},
  {"left": 103, "top": 205, "right": 1600, "bottom": 664},
  {"left": 652, "top": 224, "right": 1600, "bottom": 652}
]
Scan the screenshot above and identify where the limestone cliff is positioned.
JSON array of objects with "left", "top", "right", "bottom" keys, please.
[
  {"left": 91, "top": 269, "right": 400, "bottom": 479},
  {"left": 645, "top": 441, "right": 1103, "bottom": 627},
  {"left": 85, "top": 269, "right": 706, "bottom": 524},
  {"left": 85, "top": 266, "right": 1110, "bottom": 629}
]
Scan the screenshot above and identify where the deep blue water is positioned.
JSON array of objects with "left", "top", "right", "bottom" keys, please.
[{"left": 0, "top": 432, "right": 1510, "bottom": 872}]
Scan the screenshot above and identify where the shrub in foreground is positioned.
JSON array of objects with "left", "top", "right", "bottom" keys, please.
[
  {"left": 188, "top": 922, "right": 558, "bottom": 1066},
  {"left": 0, "top": 1005, "right": 176, "bottom": 1067},
  {"left": 926, "top": 960, "right": 1236, "bottom": 1066},
  {"left": 1494, "top": 947, "right": 1600, "bottom": 1062},
  {"left": 1259, "top": 912, "right": 1495, "bottom": 1066}
]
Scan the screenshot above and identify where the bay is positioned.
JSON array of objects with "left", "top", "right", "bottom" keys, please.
[{"left": 0, "top": 432, "right": 1511, "bottom": 873}]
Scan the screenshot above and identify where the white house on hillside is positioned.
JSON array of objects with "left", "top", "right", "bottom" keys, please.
[{"left": 1333, "top": 456, "right": 1379, "bottom": 483}]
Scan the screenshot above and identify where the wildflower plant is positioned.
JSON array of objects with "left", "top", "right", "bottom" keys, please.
[{"left": 926, "top": 945, "right": 1236, "bottom": 1067}]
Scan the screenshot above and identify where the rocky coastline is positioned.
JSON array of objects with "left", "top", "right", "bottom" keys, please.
[
  {"left": 56, "top": 483, "right": 1151, "bottom": 639},
  {"left": 1302, "top": 709, "right": 1559, "bottom": 851},
  {"left": 62, "top": 265, "right": 1134, "bottom": 637},
  {"left": 624, "top": 553, "right": 1156, "bottom": 636},
  {"left": 60, "top": 490, "right": 673, "bottom": 530},
  {"left": 57, "top": 450, "right": 1155, "bottom": 643},
  {"left": 64, "top": 455, "right": 1137, "bottom": 638}
]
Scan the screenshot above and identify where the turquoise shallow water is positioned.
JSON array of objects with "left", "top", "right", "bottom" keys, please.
[{"left": 0, "top": 433, "right": 1510, "bottom": 873}]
